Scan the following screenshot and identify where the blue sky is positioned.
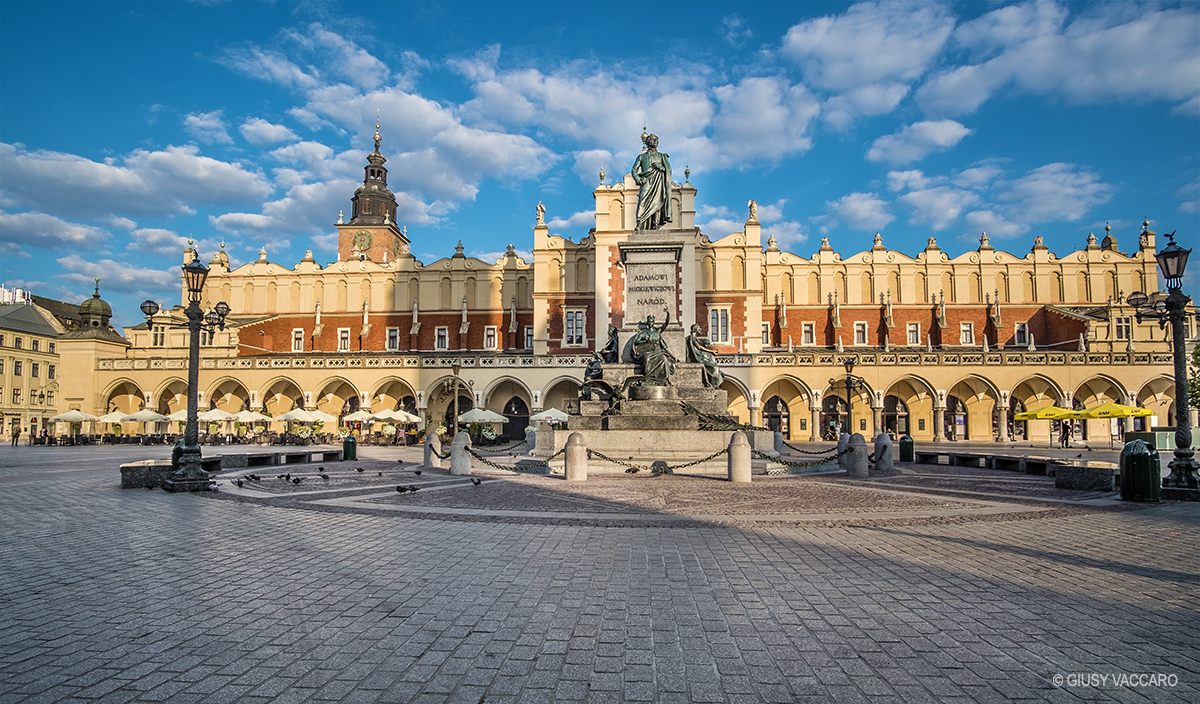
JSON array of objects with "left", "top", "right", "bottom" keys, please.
[{"left": 2, "top": 0, "right": 1197, "bottom": 325}]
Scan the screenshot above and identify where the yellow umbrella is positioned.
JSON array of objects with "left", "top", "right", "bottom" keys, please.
[
  {"left": 1074, "top": 403, "right": 1152, "bottom": 419},
  {"left": 1013, "top": 405, "right": 1075, "bottom": 421},
  {"left": 1013, "top": 405, "right": 1077, "bottom": 448}
]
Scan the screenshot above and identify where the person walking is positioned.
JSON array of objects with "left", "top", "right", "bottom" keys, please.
[{"left": 10, "top": 427, "right": 19, "bottom": 447}]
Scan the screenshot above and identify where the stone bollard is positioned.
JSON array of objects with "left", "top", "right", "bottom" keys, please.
[
  {"left": 873, "top": 432, "right": 894, "bottom": 473},
  {"left": 424, "top": 432, "right": 444, "bottom": 469},
  {"left": 565, "top": 433, "right": 588, "bottom": 482},
  {"left": 774, "top": 431, "right": 785, "bottom": 455},
  {"left": 837, "top": 433, "right": 850, "bottom": 470},
  {"left": 450, "top": 431, "right": 472, "bottom": 476},
  {"left": 848, "top": 433, "right": 869, "bottom": 478},
  {"left": 728, "top": 431, "right": 752, "bottom": 483}
]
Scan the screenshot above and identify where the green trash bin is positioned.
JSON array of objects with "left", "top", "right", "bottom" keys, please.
[
  {"left": 1120, "top": 439, "right": 1160, "bottom": 502},
  {"left": 899, "top": 435, "right": 914, "bottom": 462},
  {"left": 343, "top": 435, "right": 357, "bottom": 461}
]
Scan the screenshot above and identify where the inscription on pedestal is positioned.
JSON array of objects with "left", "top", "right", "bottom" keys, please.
[{"left": 622, "top": 247, "right": 679, "bottom": 326}]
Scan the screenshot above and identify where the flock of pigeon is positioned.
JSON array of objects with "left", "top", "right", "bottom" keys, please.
[{"left": 226, "top": 463, "right": 483, "bottom": 492}]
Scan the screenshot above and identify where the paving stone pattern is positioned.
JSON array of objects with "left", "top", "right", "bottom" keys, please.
[{"left": 0, "top": 445, "right": 1197, "bottom": 703}]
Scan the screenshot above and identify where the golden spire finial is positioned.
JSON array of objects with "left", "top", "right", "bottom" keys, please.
[{"left": 374, "top": 112, "right": 381, "bottom": 152}]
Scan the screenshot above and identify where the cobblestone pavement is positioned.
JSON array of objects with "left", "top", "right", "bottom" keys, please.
[{"left": 1, "top": 444, "right": 1197, "bottom": 703}]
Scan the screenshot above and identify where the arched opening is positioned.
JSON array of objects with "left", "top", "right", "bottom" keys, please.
[
  {"left": 1007, "top": 397, "right": 1027, "bottom": 440},
  {"left": 207, "top": 378, "right": 250, "bottom": 412},
  {"left": 444, "top": 395, "right": 474, "bottom": 433},
  {"left": 502, "top": 396, "right": 529, "bottom": 441},
  {"left": 821, "top": 395, "right": 846, "bottom": 439},
  {"left": 882, "top": 395, "right": 909, "bottom": 437},
  {"left": 315, "top": 379, "right": 361, "bottom": 421},
  {"left": 764, "top": 396, "right": 790, "bottom": 439},
  {"left": 944, "top": 395, "right": 968, "bottom": 441}
]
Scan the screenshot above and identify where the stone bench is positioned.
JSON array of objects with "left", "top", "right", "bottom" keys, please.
[
  {"left": 280, "top": 452, "right": 312, "bottom": 465},
  {"left": 1054, "top": 461, "right": 1118, "bottom": 491}
]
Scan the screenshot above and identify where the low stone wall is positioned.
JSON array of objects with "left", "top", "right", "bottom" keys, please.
[
  {"left": 1055, "top": 464, "right": 1116, "bottom": 492},
  {"left": 120, "top": 449, "right": 342, "bottom": 488},
  {"left": 533, "top": 428, "right": 776, "bottom": 459}
]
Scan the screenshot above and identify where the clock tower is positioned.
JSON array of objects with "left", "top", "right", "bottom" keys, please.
[{"left": 336, "top": 122, "right": 409, "bottom": 261}]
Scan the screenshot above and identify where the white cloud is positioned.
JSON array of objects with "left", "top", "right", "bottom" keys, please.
[
  {"left": 285, "top": 23, "right": 393, "bottom": 91},
  {"left": 821, "top": 83, "right": 910, "bottom": 129},
  {"left": 705, "top": 77, "right": 821, "bottom": 167},
  {"left": 240, "top": 118, "right": 299, "bottom": 147},
  {"left": 572, "top": 150, "right": 613, "bottom": 186},
  {"left": 995, "top": 162, "right": 1114, "bottom": 224},
  {"left": 898, "top": 186, "right": 980, "bottom": 230},
  {"left": 783, "top": 1, "right": 955, "bottom": 91},
  {"left": 183, "top": 111, "right": 233, "bottom": 145},
  {"left": 217, "top": 46, "right": 320, "bottom": 91},
  {"left": 0, "top": 143, "right": 272, "bottom": 219},
  {"left": 56, "top": 254, "right": 178, "bottom": 295},
  {"left": 547, "top": 210, "right": 594, "bottom": 229},
  {"left": 721, "top": 15, "right": 753, "bottom": 46},
  {"left": 964, "top": 209, "right": 1027, "bottom": 238},
  {"left": 762, "top": 220, "right": 809, "bottom": 248},
  {"left": 951, "top": 163, "right": 1005, "bottom": 190},
  {"left": 866, "top": 120, "right": 970, "bottom": 164},
  {"left": 817, "top": 192, "right": 895, "bottom": 233},
  {"left": 887, "top": 169, "right": 938, "bottom": 192},
  {"left": 917, "top": 2, "right": 1200, "bottom": 116},
  {"left": 0, "top": 210, "right": 110, "bottom": 254},
  {"left": 1178, "top": 176, "right": 1200, "bottom": 214}
]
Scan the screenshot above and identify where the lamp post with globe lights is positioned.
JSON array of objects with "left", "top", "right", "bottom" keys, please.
[
  {"left": 1126, "top": 230, "right": 1197, "bottom": 492},
  {"left": 141, "top": 257, "right": 230, "bottom": 492},
  {"left": 829, "top": 359, "right": 863, "bottom": 436}
]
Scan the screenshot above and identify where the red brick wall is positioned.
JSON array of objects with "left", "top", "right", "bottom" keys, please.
[{"left": 237, "top": 311, "right": 534, "bottom": 355}]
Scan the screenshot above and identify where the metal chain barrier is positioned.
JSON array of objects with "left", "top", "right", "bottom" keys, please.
[
  {"left": 780, "top": 438, "right": 839, "bottom": 455},
  {"left": 471, "top": 439, "right": 529, "bottom": 454},
  {"left": 467, "top": 446, "right": 565, "bottom": 472},
  {"left": 430, "top": 446, "right": 451, "bottom": 460},
  {"left": 867, "top": 445, "right": 889, "bottom": 464},
  {"left": 586, "top": 447, "right": 729, "bottom": 474},
  {"left": 751, "top": 446, "right": 850, "bottom": 476}
]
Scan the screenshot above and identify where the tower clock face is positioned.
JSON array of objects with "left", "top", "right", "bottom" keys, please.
[{"left": 353, "top": 230, "right": 373, "bottom": 250}]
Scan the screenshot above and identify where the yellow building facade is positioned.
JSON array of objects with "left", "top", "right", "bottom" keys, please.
[{"left": 51, "top": 136, "right": 1196, "bottom": 446}]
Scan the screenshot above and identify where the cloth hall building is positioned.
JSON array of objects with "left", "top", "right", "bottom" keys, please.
[{"left": 50, "top": 133, "right": 1195, "bottom": 446}]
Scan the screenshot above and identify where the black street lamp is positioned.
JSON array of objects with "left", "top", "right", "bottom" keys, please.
[
  {"left": 1127, "top": 230, "right": 1197, "bottom": 490},
  {"left": 141, "top": 257, "right": 230, "bottom": 492},
  {"left": 451, "top": 361, "right": 462, "bottom": 436},
  {"left": 829, "top": 359, "right": 861, "bottom": 436}
]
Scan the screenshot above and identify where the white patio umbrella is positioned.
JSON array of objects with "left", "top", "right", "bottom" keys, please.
[
  {"left": 122, "top": 409, "right": 167, "bottom": 422},
  {"left": 396, "top": 409, "right": 422, "bottom": 423},
  {"left": 343, "top": 410, "right": 373, "bottom": 422},
  {"left": 122, "top": 409, "right": 167, "bottom": 435},
  {"left": 458, "top": 408, "right": 507, "bottom": 424},
  {"left": 50, "top": 409, "right": 97, "bottom": 423},
  {"left": 199, "top": 409, "right": 236, "bottom": 422},
  {"left": 308, "top": 409, "right": 338, "bottom": 423},
  {"left": 275, "top": 408, "right": 318, "bottom": 422},
  {"left": 96, "top": 411, "right": 126, "bottom": 423},
  {"left": 233, "top": 409, "right": 270, "bottom": 422},
  {"left": 165, "top": 409, "right": 189, "bottom": 422},
  {"left": 530, "top": 408, "right": 570, "bottom": 424},
  {"left": 370, "top": 408, "right": 408, "bottom": 421}
]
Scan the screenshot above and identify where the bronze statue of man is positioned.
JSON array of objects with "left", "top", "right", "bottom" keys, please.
[{"left": 630, "top": 134, "right": 672, "bottom": 230}]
